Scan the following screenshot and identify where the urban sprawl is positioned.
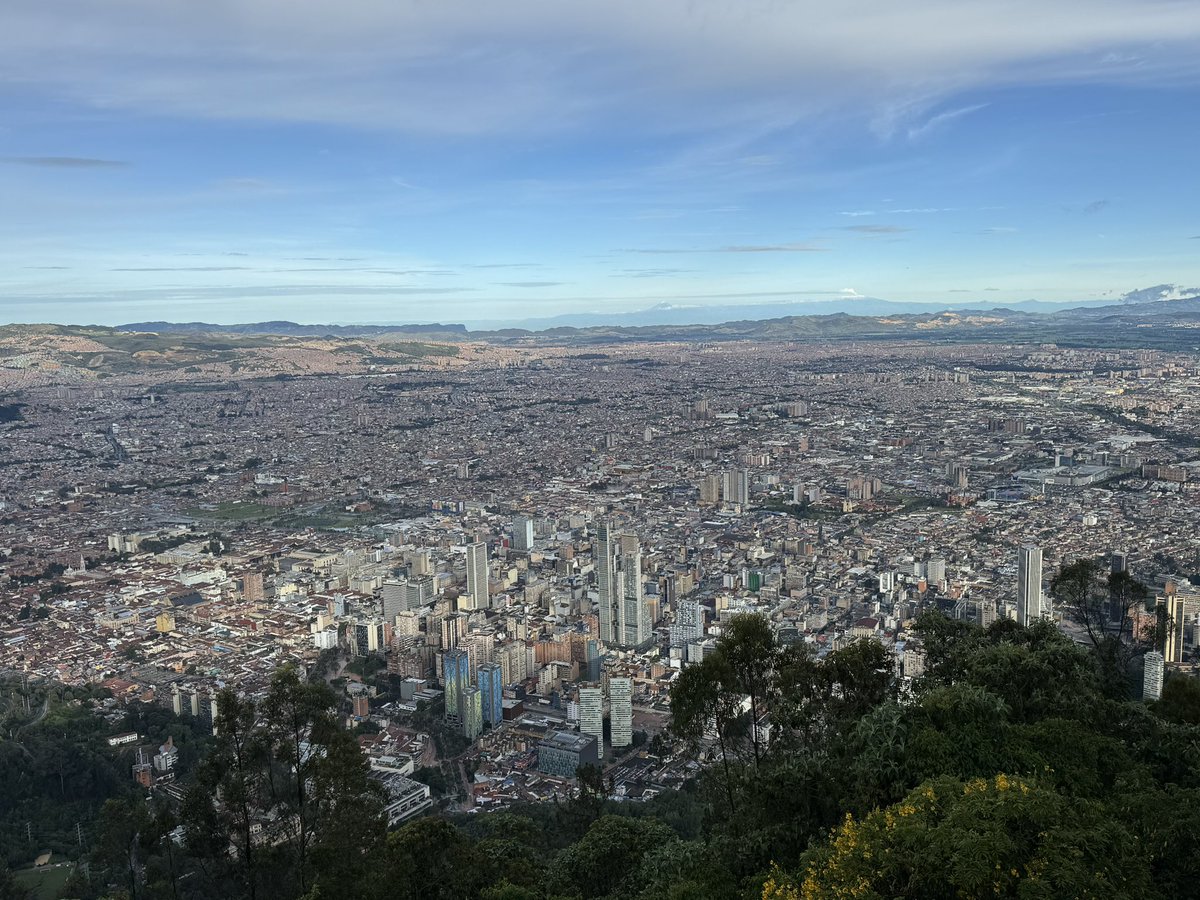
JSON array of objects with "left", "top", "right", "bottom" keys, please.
[{"left": 3, "top": 338, "right": 1199, "bottom": 825}]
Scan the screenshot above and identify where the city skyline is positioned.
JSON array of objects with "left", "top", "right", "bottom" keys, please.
[{"left": 4, "top": 1, "right": 1200, "bottom": 325}]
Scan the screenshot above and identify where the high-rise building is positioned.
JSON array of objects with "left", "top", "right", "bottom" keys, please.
[
  {"left": 609, "top": 677, "right": 633, "bottom": 748},
  {"left": 354, "top": 620, "right": 385, "bottom": 656},
  {"left": 478, "top": 662, "right": 503, "bottom": 726},
  {"left": 620, "top": 548, "right": 651, "bottom": 649},
  {"left": 1111, "top": 551, "right": 1128, "bottom": 574},
  {"left": 1016, "top": 546, "right": 1042, "bottom": 626},
  {"left": 596, "top": 523, "right": 618, "bottom": 645},
  {"left": 382, "top": 578, "right": 408, "bottom": 621},
  {"left": 406, "top": 576, "right": 434, "bottom": 609},
  {"left": 925, "top": 558, "right": 946, "bottom": 587},
  {"left": 462, "top": 686, "right": 483, "bottom": 740},
  {"left": 465, "top": 541, "right": 489, "bottom": 610},
  {"left": 1165, "top": 595, "right": 1187, "bottom": 664},
  {"left": 513, "top": 515, "right": 534, "bottom": 552},
  {"left": 698, "top": 474, "right": 721, "bottom": 505},
  {"left": 443, "top": 649, "right": 470, "bottom": 721},
  {"left": 1143, "top": 650, "right": 1164, "bottom": 700},
  {"left": 722, "top": 469, "right": 750, "bottom": 506},
  {"left": 596, "top": 524, "right": 652, "bottom": 650},
  {"left": 578, "top": 686, "right": 603, "bottom": 743},
  {"left": 670, "top": 598, "right": 703, "bottom": 647}
]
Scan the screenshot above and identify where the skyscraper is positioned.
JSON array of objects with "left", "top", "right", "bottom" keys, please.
[
  {"left": 478, "top": 662, "right": 503, "bottom": 726},
  {"left": 609, "top": 677, "right": 633, "bottom": 748},
  {"left": 443, "top": 648, "right": 470, "bottom": 721},
  {"left": 1016, "top": 545, "right": 1042, "bottom": 626},
  {"left": 1143, "top": 650, "right": 1164, "bottom": 700},
  {"left": 578, "top": 686, "right": 603, "bottom": 743},
  {"left": 1165, "top": 595, "right": 1187, "bottom": 664},
  {"left": 465, "top": 541, "right": 489, "bottom": 610},
  {"left": 620, "top": 547, "right": 650, "bottom": 649},
  {"left": 721, "top": 469, "right": 749, "bottom": 506},
  {"left": 462, "top": 686, "right": 483, "bottom": 740},
  {"left": 596, "top": 522, "right": 618, "bottom": 645},
  {"left": 513, "top": 515, "right": 534, "bottom": 552}
]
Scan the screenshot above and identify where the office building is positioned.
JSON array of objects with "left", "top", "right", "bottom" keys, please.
[
  {"left": 578, "top": 686, "right": 603, "bottom": 743},
  {"left": 596, "top": 522, "right": 619, "bottom": 645},
  {"left": 609, "top": 676, "right": 633, "bottom": 748},
  {"left": 620, "top": 547, "right": 651, "bottom": 649},
  {"left": 1143, "top": 650, "right": 1164, "bottom": 701},
  {"left": 1166, "top": 595, "right": 1187, "bottom": 664},
  {"left": 382, "top": 578, "right": 408, "bottom": 620},
  {"left": 1016, "top": 545, "right": 1042, "bottom": 626},
  {"left": 537, "top": 730, "right": 599, "bottom": 778},
  {"left": 465, "top": 541, "right": 489, "bottom": 610},
  {"left": 354, "top": 620, "right": 385, "bottom": 656},
  {"left": 513, "top": 515, "right": 534, "bottom": 552}
]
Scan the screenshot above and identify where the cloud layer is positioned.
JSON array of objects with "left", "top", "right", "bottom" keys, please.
[{"left": 5, "top": 1, "right": 1200, "bottom": 136}]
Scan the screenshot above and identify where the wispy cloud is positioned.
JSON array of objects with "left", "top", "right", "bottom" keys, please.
[
  {"left": 4, "top": 2, "right": 1199, "bottom": 136},
  {"left": 718, "top": 243, "right": 828, "bottom": 253},
  {"left": 109, "top": 266, "right": 253, "bottom": 272},
  {"left": 495, "top": 281, "right": 567, "bottom": 287},
  {"left": 906, "top": 104, "right": 989, "bottom": 141},
  {"left": 842, "top": 225, "right": 911, "bottom": 234},
  {"left": 2, "top": 156, "right": 128, "bottom": 168},
  {"left": 1083, "top": 199, "right": 1110, "bottom": 215}
]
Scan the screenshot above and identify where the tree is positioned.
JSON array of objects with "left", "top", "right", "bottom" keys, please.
[
  {"left": 776, "top": 775, "right": 1154, "bottom": 900},
  {"left": 1052, "top": 559, "right": 1158, "bottom": 697},
  {"left": 547, "top": 815, "right": 676, "bottom": 899},
  {"left": 0, "top": 864, "right": 31, "bottom": 900},
  {"left": 716, "top": 614, "right": 779, "bottom": 767},
  {"left": 670, "top": 652, "right": 744, "bottom": 817}
]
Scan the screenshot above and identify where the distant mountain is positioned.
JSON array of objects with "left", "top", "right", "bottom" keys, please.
[
  {"left": 467, "top": 296, "right": 1118, "bottom": 330},
  {"left": 117, "top": 320, "right": 468, "bottom": 337}
]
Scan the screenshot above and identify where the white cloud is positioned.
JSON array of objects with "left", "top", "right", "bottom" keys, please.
[{"left": 3, "top": 1, "right": 1200, "bottom": 136}]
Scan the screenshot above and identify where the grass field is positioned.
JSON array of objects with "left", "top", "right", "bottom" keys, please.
[
  {"left": 14, "top": 859, "right": 73, "bottom": 900},
  {"left": 185, "top": 501, "right": 278, "bottom": 521}
]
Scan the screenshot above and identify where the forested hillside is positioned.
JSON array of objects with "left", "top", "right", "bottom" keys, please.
[{"left": 4, "top": 609, "right": 1200, "bottom": 899}]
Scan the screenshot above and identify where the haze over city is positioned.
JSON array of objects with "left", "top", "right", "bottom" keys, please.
[{"left": 4, "top": 0, "right": 1200, "bottom": 326}]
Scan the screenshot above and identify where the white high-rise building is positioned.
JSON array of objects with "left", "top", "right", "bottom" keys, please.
[
  {"left": 609, "top": 677, "right": 633, "bottom": 748},
  {"left": 670, "top": 598, "right": 703, "bottom": 647},
  {"left": 620, "top": 548, "right": 650, "bottom": 649},
  {"left": 721, "top": 469, "right": 750, "bottom": 506},
  {"left": 1165, "top": 595, "right": 1188, "bottom": 664},
  {"left": 1143, "top": 650, "right": 1164, "bottom": 700},
  {"left": 596, "top": 524, "right": 652, "bottom": 649},
  {"left": 513, "top": 515, "right": 534, "bottom": 552},
  {"left": 1016, "top": 545, "right": 1042, "bottom": 626},
  {"left": 465, "top": 541, "right": 489, "bottom": 610},
  {"left": 579, "top": 686, "right": 604, "bottom": 743}
]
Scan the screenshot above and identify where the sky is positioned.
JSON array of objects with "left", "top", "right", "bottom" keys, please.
[{"left": 2, "top": 0, "right": 1200, "bottom": 327}]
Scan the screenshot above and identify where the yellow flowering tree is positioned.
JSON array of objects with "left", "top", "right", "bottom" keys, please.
[{"left": 769, "top": 775, "right": 1153, "bottom": 899}]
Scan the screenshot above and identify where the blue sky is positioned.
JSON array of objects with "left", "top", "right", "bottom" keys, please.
[{"left": 2, "top": 0, "right": 1200, "bottom": 326}]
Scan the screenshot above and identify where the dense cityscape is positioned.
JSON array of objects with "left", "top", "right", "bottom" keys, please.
[
  {"left": 6, "top": 0, "right": 1200, "bottom": 896},
  {"left": 4, "top": 336, "right": 1200, "bottom": 861}
]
